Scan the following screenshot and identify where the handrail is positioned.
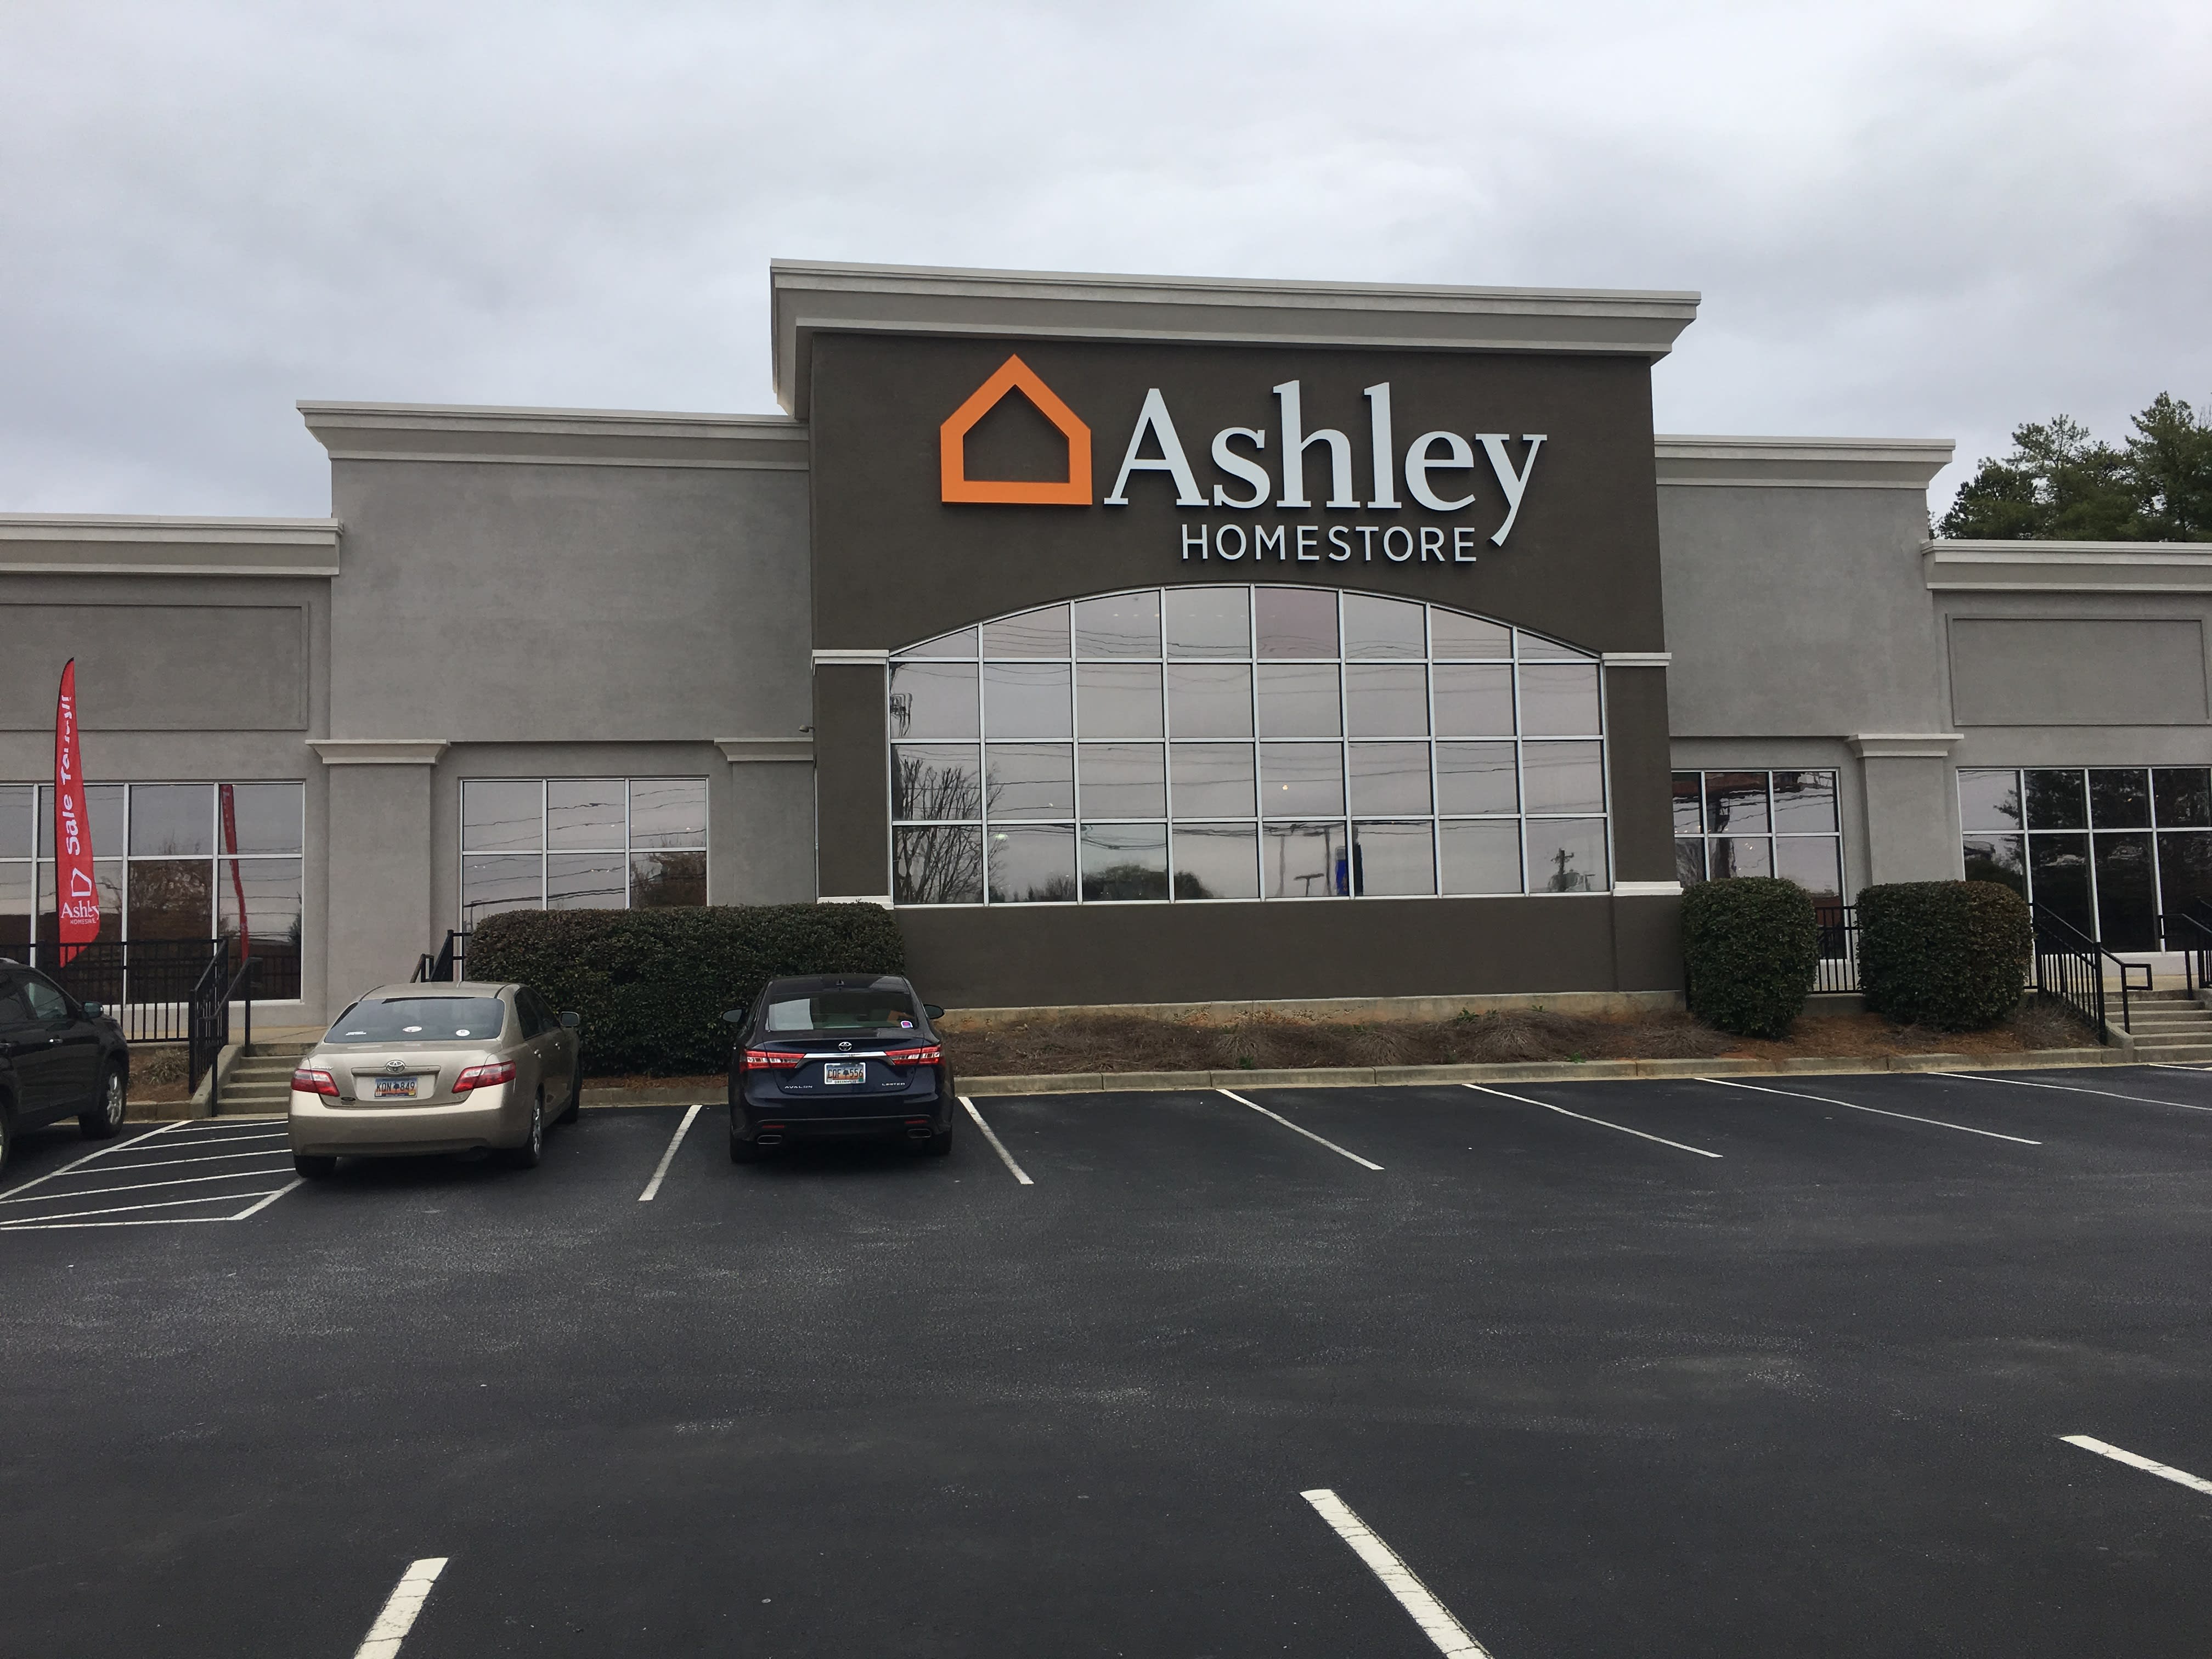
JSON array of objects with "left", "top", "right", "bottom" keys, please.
[
  {"left": 2030, "top": 905, "right": 2144, "bottom": 1043},
  {"left": 412, "top": 929, "right": 469, "bottom": 984},
  {"left": 185, "top": 950, "right": 259, "bottom": 1110},
  {"left": 2162, "top": 910, "right": 2212, "bottom": 994}
]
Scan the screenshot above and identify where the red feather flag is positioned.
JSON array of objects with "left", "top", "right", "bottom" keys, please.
[{"left": 53, "top": 659, "right": 100, "bottom": 966}]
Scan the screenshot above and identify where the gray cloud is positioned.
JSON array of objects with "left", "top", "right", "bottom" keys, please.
[{"left": 3, "top": 0, "right": 2206, "bottom": 516}]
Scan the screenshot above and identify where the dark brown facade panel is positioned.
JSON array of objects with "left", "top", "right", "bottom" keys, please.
[
  {"left": 812, "top": 662, "right": 890, "bottom": 896},
  {"left": 808, "top": 333, "right": 1668, "bottom": 657},
  {"left": 896, "top": 896, "right": 1669, "bottom": 1010},
  {"left": 1602, "top": 667, "right": 1675, "bottom": 883},
  {"left": 1608, "top": 893, "right": 1686, "bottom": 994}
]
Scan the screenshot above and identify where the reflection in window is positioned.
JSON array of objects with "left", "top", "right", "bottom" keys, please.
[
  {"left": 459, "top": 778, "right": 708, "bottom": 921},
  {"left": 1674, "top": 769, "right": 1843, "bottom": 901},
  {"left": 1959, "top": 767, "right": 2212, "bottom": 949},
  {"left": 889, "top": 586, "right": 1607, "bottom": 905}
]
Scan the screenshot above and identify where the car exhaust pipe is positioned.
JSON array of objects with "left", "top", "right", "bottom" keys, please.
[
  {"left": 906, "top": 1124, "right": 933, "bottom": 1141},
  {"left": 756, "top": 1132, "right": 785, "bottom": 1147}
]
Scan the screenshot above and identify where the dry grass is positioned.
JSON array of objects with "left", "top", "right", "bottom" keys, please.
[
  {"left": 572, "top": 1001, "right": 2097, "bottom": 1084},
  {"left": 938, "top": 1001, "right": 2089, "bottom": 1077}
]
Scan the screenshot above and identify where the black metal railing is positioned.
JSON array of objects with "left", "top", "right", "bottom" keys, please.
[
  {"left": 23, "top": 938, "right": 229, "bottom": 1044},
  {"left": 187, "top": 953, "right": 258, "bottom": 1107},
  {"left": 2160, "top": 910, "right": 2212, "bottom": 993},
  {"left": 413, "top": 928, "right": 470, "bottom": 984},
  {"left": 1813, "top": 903, "right": 1859, "bottom": 992},
  {"left": 2032, "top": 904, "right": 2148, "bottom": 1043}
]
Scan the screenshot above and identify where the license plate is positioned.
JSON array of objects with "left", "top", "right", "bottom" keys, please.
[
  {"left": 822, "top": 1062, "right": 866, "bottom": 1086},
  {"left": 373, "top": 1076, "right": 419, "bottom": 1099}
]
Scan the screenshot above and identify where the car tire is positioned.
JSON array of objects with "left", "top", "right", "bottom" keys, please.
[
  {"left": 558, "top": 1059, "right": 582, "bottom": 1125},
  {"left": 79, "top": 1064, "right": 127, "bottom": 1140},
  {"left": 729, "top": 1128, "right": 759, "bottom": 1164},
  {"left": 508, "top": 1096, "right": 545, "bottom": 1169},
  {"left": 294, "top": 1153, "right": 338, "bottom": 1179},
  {"left": 0, "top": 1104, "right": 13, "bottom": 1176}
]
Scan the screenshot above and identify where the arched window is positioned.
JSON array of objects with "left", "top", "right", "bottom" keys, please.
[{"left": 887, "top": 586, "right": 1607, "bottom": 905}]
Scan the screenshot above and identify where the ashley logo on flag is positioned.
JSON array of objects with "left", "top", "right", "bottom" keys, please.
[{"left": 53, "top": 658, "right": 100, "bottom": 963}]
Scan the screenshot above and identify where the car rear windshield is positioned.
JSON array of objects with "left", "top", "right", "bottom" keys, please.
[
  {"left": 761, "top": 989, "right": 921, "bottom": 1035},
  {"left": 326, "top": 997, "right": 507, "bottom": 1043}
]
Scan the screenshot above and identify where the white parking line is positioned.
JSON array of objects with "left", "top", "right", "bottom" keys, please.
[
  {"left": 1934, "top": 1072, "right": 2212, "bottom": 1113},
  {"left": 232, "top": 1179, "right": 303, "bottom": 1220},
  {"left": 637, "top": 1103, "right": 703, "bottom": 1201},
  {"left": 0, "top": 1214, "right": 236, "bottom": 1232},
  {"left": 959, "top": 1096, "right": 1034, "bottom": 1184},
  {"left": 0, "top": 1189, "right": 295, "bottom": 1227},
  {"left": 144, "top": 1129, "right": 289, "bottom": 1148},
  {"left": 2149, "top": 1062, "right": 2212, "bottom": 1073},
  {"left": 0, "top": 1166, "right": 307, "bottom": 1205},
  {"left": 86, "top": 1147, "right": 300, "bottom": 1173},
  {"left": 1301, "top": 1488, "right": 1492, "bottom": 1658},
  {"left": 2062, "top": 1435, "right": 2212, "bottom": 1497},
  {"left": 0, "top": 1120, "right": 183, "bottom": 1201},
  {"left": 354, "top": 1556, "right": 449, "bottom": 1659},
  {"left": 1218, "top": 1089, "right": 1383, "bottom": 1170},
  {"left": 1462, "top": 1082, "right": 1723, "bottom": 1159},
  {"left": 1697, "top": 1076, "right": 2043, "bottom": 1145}
]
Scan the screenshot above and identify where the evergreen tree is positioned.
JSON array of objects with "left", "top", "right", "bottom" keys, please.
[{"left": 1936, "top": 395, "right": 2212, "bottom": 541}]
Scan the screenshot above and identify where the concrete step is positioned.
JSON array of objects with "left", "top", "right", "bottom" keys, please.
[{"left": 2126, "top": 1043, "right": 2212, "bottom": 1062}]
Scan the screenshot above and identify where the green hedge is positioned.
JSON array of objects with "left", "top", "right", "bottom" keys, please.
[
  {"left": 1680, "top": 877, "right": 1821, "bottom": 1038},
  {"left": 466, "top": 904, "right": 908, "bottom": 1074},
  {"left": 1857, "top": 880, "right": 2031, "bottom": 1030}
]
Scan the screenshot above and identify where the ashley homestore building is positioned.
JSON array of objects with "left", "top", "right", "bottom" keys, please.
[{"left": 4, "top": 261, "right": 2209, "bottom": 1025}]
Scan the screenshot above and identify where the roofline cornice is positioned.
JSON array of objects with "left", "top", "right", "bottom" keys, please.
[
  {"left": 1655, "top": 434, "right": 1954, "bottom": 490},
  {"left": 0, "top": 514, "right": 341, "bottom": 577},
  {"left": 1924, "top": 539, "right": 2212, "bottom": 593},
  {"left": 297, "top": 401, "right": 806, "bottom": 472},
  {"left": 771, "top": 258, "right": 1701, "bottom": 417}
]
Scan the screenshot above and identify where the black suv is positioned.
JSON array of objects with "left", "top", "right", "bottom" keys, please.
[
  {"left": 0, "top": 959, "right": 131, "bottom": 1173},
  {"left": 725, "top": 974, "right": 955, "bottom": 1161}
]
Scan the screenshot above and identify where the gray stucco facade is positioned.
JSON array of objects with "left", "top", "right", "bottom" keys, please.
[{"left": 4, "top": 261, "right": 2206, "bottom": 1022}]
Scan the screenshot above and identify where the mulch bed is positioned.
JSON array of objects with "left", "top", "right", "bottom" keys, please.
[
  {"left": 933, "top": 1002, "right": 2091, "bottom": 1077},
  {"left": 568, "top": 1002, "right": 2094, "bottom": 1085}
]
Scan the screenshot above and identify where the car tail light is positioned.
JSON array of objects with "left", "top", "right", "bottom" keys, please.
[
  {"left": 883, "top": 1044, "right": 943, "bottom": 1068},
  {"left": 291, "top": 1068, "right": 338, "bottom": 1097},
  {"left": 742, "top": 1048, "right": 803, "bottom": 1071},
  {"left": 453, "top": 1060, "right": 518, "bottom": 1093}
]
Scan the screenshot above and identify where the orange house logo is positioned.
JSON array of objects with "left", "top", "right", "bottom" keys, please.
[{"left": 939, "top": 354, "right": 1092, "bottom": 505}]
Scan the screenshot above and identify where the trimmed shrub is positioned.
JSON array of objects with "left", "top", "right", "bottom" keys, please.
[
  {"left": 1680, "top": 877, "right": 1821, "bottom": 1038},
  {"left": 1857, "top": 880, "right": 2031, "bottom": 1031},
  {"left": 466, "top": 904, "right": 907, "bottom": 1074}
]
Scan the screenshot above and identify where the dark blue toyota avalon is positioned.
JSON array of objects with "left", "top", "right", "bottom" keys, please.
[{"left": 725, "top": 973, "right": 955, "bottom": 1161}]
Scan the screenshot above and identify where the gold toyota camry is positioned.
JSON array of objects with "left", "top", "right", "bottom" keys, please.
[{"left": 287, "top": 982, "right": 582, "bottom": 1178}]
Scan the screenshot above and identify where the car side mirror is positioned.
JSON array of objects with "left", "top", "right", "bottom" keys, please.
[
  {"left": 81, "top": 1001, "right": 104, "bottom": 1019},
  {"left": 721, "top": 1008, "right": 748, "bottom": 1025},
  {"left": 560, "top": 1011, "right": 580, "bottom": 1029},
  {"left": 923, "top": 1003, "right": 944, "bottom": 1020}
]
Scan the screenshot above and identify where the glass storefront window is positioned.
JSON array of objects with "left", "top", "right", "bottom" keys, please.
[
  {"left": 1960, "top": 768, "right": 2212, "bottom": 947},
  {"left": 459, "top": 778, "right": 708, "bottom": 919},
  {"left": 890, "top": 586, "right": 1609, "bottom": 906},
  {"left": 3, "top": 781, "right": 306, "bottom": 998},
  {"left": 1674, "top": 769, "right": 1845, "bottom": 901}
]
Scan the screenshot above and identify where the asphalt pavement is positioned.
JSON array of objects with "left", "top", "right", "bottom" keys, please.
[{"left": 5, "top": 1064, "right": 2212, "bottom": 1656}]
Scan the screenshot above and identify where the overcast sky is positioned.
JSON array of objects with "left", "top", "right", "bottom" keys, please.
[{"left": 5, "top": 1, "right": 2207, "bottom": 518}]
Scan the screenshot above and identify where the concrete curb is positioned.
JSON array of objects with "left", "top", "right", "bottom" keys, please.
[
  {"left": 184, "top": 1043, "right": 245, "bottom": 1119},
  {"left": 121, "top": 1045, "right": 2133, "bottom": 1116}
]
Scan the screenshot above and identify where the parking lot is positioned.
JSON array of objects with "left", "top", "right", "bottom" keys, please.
[{"left": 7, "top": 1064, "right": 2212, "bottom": 1656}]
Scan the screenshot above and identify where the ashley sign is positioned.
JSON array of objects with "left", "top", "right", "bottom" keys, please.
[{"left": 939, "top": 354, "right": 1544, "bottom": 566}]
